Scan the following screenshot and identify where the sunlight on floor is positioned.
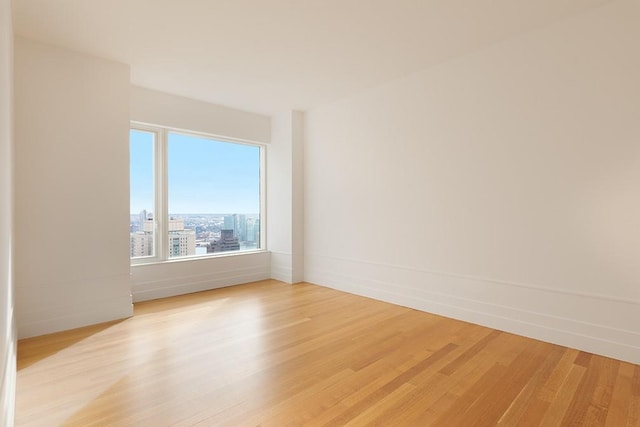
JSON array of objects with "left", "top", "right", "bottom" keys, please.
[{"left": 16, "top": 297, "right": 231, "bottom": 426}]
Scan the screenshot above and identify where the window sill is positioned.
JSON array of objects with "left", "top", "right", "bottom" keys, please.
[{"left": 130, "top": 249, "right": 268, "bottom": 267}]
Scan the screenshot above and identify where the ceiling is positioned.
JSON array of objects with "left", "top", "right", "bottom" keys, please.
[{"left": 14, "top": 0, "right": 612, "bottom": 115}]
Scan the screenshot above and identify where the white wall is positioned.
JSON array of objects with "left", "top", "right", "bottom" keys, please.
[
  {"left": 14, "top": 38, "right": 133, "bottom": 338},
  {"left": 130, "top": 87, "right": 272, "bottom": 302},
  {"left": 130, "top": 86, "right": 270, "bottom": 144},
  {"left": 0, "top": 0, "right": 16, "bottom": 423},
  {"left": 268, "top": 111, "right": 304, "bottom": 283},
  {"left": 305, "top": 0, "right": 640, "bottom": 364},
  {"left": 291, "top": 113, "right": 304, "bottom": 283},
  {"left": 130, "top": 252, "right": 271, "bottom": 302}
]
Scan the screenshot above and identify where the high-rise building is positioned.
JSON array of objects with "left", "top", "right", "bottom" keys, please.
[
  {"left": 223, "top": 215, "right": 234, "bottom": 230},
  {"left": 238, "top": 214, "right": 247, "bottom": 241},
  {"left": 130, "top": 232, "right": 153, "bottom": 257},
  {"left": 168, "top": 218, "right": 196, "bottom": 257},
  {"left": 130, "top": 210, "right": 155, "bottom": 257},
  {"left": 143, "top": 218, "right": 154, "bottom": 233},
  {"left": 254, "top": 218, "right": 260, "bottom": 246},
  {"left": 223, "top": 214, "right": 246, "bottom": 241},
  {"left": 246, "top": 218, "right": 255, "bottom": 243},
  {"left": 139, "top": 209, "right": 148, "bottom": 230},
  {"left": 131, "top": 217, "right": 196, "bottom": 258},
  {"left": 208, "top": 229, "right": 240, "bottom": 253},
  {"left": 168, "top": 232, "right": 196, "bottom": 257}
]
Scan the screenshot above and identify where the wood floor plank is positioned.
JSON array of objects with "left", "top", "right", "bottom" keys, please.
[
  {"left": 343, "top": 382, "right": 417, "bottom": 426},
  {"left": 15, "top": 280, "right": 640, "bottom": 427},
  {"left": 604, "top": 363, "right": 634, "bottom": 427},
  {"left": 496, "top": 343, "right": 567, "bottom": 426},
  {"left": 563, "top": 354, "right": 614, "bottom": 426},
  {"left": 320, "top": 342, "right": 460, "bottom": 426},
  {"left": 539, "top": 364, "right": 588, "bottom": 426},
  {"left": 438, "top": 329, "right": 502, "bottom": 375}
]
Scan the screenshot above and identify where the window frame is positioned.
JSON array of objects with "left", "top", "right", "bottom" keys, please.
[{"left": 130, "top": 122, "right": 266, "bottom": 265}]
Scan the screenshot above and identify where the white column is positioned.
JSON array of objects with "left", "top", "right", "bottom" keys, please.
[
  {"left": 0, "top": 0, "right": 16, "bottom": 423},
  {"left": 268, "top": 110, "right": 304, "bottom": 283}
]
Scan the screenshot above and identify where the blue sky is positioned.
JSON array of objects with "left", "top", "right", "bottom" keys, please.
[{"left": 130, "top": 130, "right": 260, "bottom": 214}]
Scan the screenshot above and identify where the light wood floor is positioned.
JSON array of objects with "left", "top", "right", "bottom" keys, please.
[{"left": 16, "top": 280, "right": 640, "bottom": 426}]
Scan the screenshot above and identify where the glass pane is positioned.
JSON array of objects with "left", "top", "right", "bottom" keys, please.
[
  {"left": 130, "top": 130, "right": 155, "bottom": 259},
  {"left": 168, "top": 132, "right": 260, "bottom": 258}
]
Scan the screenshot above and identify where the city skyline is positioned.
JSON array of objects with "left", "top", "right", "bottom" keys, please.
[
  {"left": 130, "top": 212, "right": 260, "bottom": 258},
  {"left": 130, "top": 212, "right": 260, "bottom": 218}
]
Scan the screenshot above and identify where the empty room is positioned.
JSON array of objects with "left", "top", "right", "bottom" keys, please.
[{"left": 1, "top": 0, "right": 639, "bottom": 425}]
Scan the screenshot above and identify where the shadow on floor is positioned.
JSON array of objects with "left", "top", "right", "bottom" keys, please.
[{"left": 17, "top": 319, "right": 126, "bottom": 370}]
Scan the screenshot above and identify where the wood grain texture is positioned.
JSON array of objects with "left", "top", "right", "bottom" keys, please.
[{"left": 15, "top": 280, "right": 640, "bottom": 426}]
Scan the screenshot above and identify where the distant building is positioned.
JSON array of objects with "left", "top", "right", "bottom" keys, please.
[
  {"left": 139, "top": 209, "right": 148, "bottom": 230},
  {"left": 130, "top": 210, "right": 155, "bottom": 257},
  {"left": 223, "top": 214, "right": 247, "bottom": 241},
  {"left": 238, "top": 214, "right": 247, "bottom": 241},
  {"left": 130, "top": 216, "right": 196, "bottom": 258},
  {"left": 253, "top": 219, "right": 260, "bottom": 245},
  {"left": 208, "top": 229, "right": 240, "bottom": 253},
  {"left": 168, "top": 218, "right": 196, "bottom": 257},
  {"left": 246, "top": 218, "right": 255, "bottom": 243},
  {"left": 244, "top": 218, "right": 260, "bottom": 246},
  {"left": 142, "top": 218, "right": 154, "bottom": 232},
  {"left": 130, "top": 232, "right": 153, "bottom": 257},
  {"left": 168, "top": 232, "right": 195, "bottom": 257},
  {"left": 223, "top": 215, "right": 234, "bottom": 230}
]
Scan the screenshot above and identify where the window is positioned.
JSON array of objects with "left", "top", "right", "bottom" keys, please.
[
  {"left": 130, "top": 124, "right": 264, "bottom": 263},
  {"left": 130, "top": 130, "right": 156, "bottom": 259}
]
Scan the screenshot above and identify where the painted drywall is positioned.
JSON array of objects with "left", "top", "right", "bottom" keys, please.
[
  {"left": 268, "top": 111, "right": 304, "bottom": 283},
  {"left": 291, "top": 113, "right": 304, "bottom": 283},
  {"left": 130, "top": 88, "right": 272, "bottom": 301},
  {"left": 304, "top": 0, "right": 640, "bottom": 364},
  {"left": 14, "top": 38, "right": 133, "bottom": 338},
  {"left": 130, "top": 86, "right": 270, "bottom": 144},
  {"left": 130, "top": 252, "right": 271, "bottom": 302},
  {"left": 0, "top": 0, "right": 16, "bottom": 422}
]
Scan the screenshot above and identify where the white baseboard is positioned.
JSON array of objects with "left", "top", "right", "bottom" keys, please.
[
  {"left": 1, "top": 305, "right": 16, "bottom": 427},
  {"left": 133, "top": 268, "right": 270, "bottom": 302},
  {"left": 271, "top": 251, "right": 293, "bottom": 283},
  {"left": 305, "top": 254, "right": 640, "bottom": 365},
  {"left": 17, "top": 295, "right": 133, "bottom": 339},
  {"left": 132, "top": 252, "right": 271, "bottom": 302},
  {"left": 270, "top": 251, "right": 304, "bottom": 284}
]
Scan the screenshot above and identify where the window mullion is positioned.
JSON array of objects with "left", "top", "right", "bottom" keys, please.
[
  {"left": 157, "top": 128, "right": 169, "bottom": 261},
  {"left": 260, "top": 146, "right": 266, "bottom": 251}
]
